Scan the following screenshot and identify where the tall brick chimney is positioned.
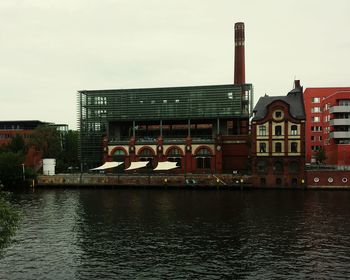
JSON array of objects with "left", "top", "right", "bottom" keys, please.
[{"left": 234, "top": 22, "right": 245, "bottom": 85}]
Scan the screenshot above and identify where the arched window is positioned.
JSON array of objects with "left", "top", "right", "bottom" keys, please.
[
  {"left": 256, "top": 160, "right": 268, "bottom": 174},
  {"left": 275, "top": 142, "right": 282, "bottom": 153},
  {"left": 139, "top": 148, "right": 154, "bottom": 166},
  {"left": 112, "top": 149, "right": 126, "bottom": 161},
  {"left": 273, "top": 161, "right": 284, "bottom": 174},
  {"left": 259, "top": 142, "right": 267, "bottom": 153},
  {"left": 291, "top": 125, "right": 298, "bottom": 136},
  {"left": 139, "top": 148, "right": 153, "bottom": 157},
  {"left": 196, "top": 148, "right": 211, "bottom": 169},
  {"left": 291, "top": 142, "right": 298, "bottom": 153},
  {"left": 167, "top": 147, "right": 182, "bottom": 167},
  {"left": 275, "top": 125, "right": 282, "bottom": 136}
]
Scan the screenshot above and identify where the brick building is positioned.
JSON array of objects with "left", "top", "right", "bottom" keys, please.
[
  {"left": 251, "top": 81, "right": 306, "bottom": 187},
  {"left": 0, "top": 120, "right": 68, "bottom": 168},
  {"left": 78, "top": 23, "right": 254, "bottom": 174},
  {"left": 303, "top": 87, "right": 350, "bottom": 165}
]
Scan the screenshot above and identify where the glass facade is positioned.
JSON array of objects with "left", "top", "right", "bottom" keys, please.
[{"left": 77, "top": 84, "right": 253, "bottom": 167}]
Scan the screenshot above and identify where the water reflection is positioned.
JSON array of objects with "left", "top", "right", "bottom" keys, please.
[{"left": 1, "top": 189, "right": 350, "bottom": 279}]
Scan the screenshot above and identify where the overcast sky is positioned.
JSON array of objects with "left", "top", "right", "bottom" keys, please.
[{"left": 1, "top": 0, "right": 349, "bottom": 129}]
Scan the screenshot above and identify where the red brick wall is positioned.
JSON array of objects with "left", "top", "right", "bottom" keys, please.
[{"left": 306, "top": 170, "right": 350, "bottom": 187}]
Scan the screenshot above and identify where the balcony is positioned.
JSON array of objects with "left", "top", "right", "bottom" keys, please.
[
  {"left": 329, "top": 106, "right": 350, "bottom": 113},
  {"left": 330, "top": 131, "right": 350, "bottom": 139},
  {"left": 329, "top": 119, "right": 350, "bottom": 126}
]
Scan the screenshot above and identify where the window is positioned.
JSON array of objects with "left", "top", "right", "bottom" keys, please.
[
  {"left": 288, "top": 161, "right": 299, "bottom": 174},
  {"left": 168, "top": 157, "right": 181, "bottom": 167},
  {"left": 139, "top": 148, "right": 153, "bottom": 157},
  {"left": 167, "top": 147, "right": 182, "bottom": 167},
  {"left": 139, "top": 148, "right": 154, "bottom": 166},
  {"left": 312, "top": 116, "right": 320, "bottom": 122},
  {"left": 275, "top": 142, "right": 282, "bottom": 153},
  {"left": 275, "top": 111, "right": 283, "bottom": 119},
  {"left": 311, "top": 146, "right": 321, "bottom": 151},
  {"left": 314, "top": 126, "right": 322, "bottom": 132},
  {"left": 94, "top": 96, "right": 107, "bottom": 105},
  {"left": 290, "top": 142, "right": 298, "bottom": 153},
  {"left": 196, "top": 148, "right": 211, "bottom": 169},
  {"left": 258, "top": 125, "right": 267, "bottom": 136},
  {"left": 311, "top": 136, "right": 315, "bottom": 142},
  {"left": 291, "top": 125, "right": 298, "bottom": 135},
  {"left": 196, "top": 157, "right": 211, "bottom": 169},
  {"left": 339, "top": 100, "right": 350, "bottom": 106},
  {"left": 312, "top": 97, "right": 320, "bottom": 103},
  {"left": 276, "top": 178, "right": 282, "bottom": 186},
  {"left": 273, "top": 110, "right": 284, "bottom": 121},
  {"left": 113, "top": 149, "right": 125, "bottom": 156},
  {"left": 275, "top": 125, "right": 282, "bottom": 136},
  {"left": 311, "top": 107, "right": 321, "bottom": 113},
  {"left": 259, "top": 142, "right": 267, "bottom": 153},
  {"left": 257, "top": 160, "right": 268, "bottom": 174},
  {"left": 273, "top": 161, "right": 284, "bottom": 174},
  {"left": 112, "top": 149, "right": 126, "bottom": 169}
]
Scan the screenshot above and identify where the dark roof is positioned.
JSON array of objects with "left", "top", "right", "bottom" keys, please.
[
  {"left": 252, "top": 85, "right": 305, "bottom": 121},
  {"left": 0, "top": 120, "right": 48, "bottom": 130}
]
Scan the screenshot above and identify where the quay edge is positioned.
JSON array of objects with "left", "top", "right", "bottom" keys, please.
[{"left": 36, "top": 173, "right": 253, "bottom": 189}]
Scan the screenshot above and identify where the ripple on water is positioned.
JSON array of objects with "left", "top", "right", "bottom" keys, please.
[{"left": 1, "top": 189, "right": 350, "bottom": 279}]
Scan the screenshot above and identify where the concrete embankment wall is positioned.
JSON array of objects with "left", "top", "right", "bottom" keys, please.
[
  {"left": 37, "top": 171, "right": 350, "bottom": 189},
  {"left": 37, "top": 173, "right": 252, "bottom": 188}
]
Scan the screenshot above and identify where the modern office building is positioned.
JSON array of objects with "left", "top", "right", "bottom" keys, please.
[
  {"left": 0, "top": 120, "right": 47, "bottom": 147},
  {"left": 251, "top": 81, "right": 306, "bottom": 187},
  {"left": 77, "top": 22, "right": 254, "bottom": 173},
  {"left": 303, "top": 87, "right": 350, "bottom": 165}
]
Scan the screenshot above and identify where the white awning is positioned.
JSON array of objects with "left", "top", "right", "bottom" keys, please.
[
  {"left": 125, "top": 161, "right": 149, "bottom": 171},
  {"left": 153, "top": 161, "right": 179, "bottom": 171},
  {"left": 90, "top": 161, "right": 123, "bottom": 171}
]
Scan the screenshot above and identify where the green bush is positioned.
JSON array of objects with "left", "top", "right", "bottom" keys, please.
[
  {"left": 0, "top": 152, "right": 24, "bottom": 187},
  {"left": 0, "top": 190, "right": 19, "bottom": 250}
]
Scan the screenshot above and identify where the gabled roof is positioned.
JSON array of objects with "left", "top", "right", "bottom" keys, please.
[{"left": 252, "top": 84, "right": 305, "bottom": 121}]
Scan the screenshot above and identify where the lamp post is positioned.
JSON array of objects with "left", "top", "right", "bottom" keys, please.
[{"left": 22, "top": 163, "right": 25, "bottom": 181}]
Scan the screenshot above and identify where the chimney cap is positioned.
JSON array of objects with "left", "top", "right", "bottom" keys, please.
[{"left": 234, "top": 22, "right": 244, "bottom": 28}]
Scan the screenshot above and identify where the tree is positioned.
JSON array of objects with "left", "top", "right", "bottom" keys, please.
[
  {"left": 316, "top": 148, "right": 327, "bottom": 164},
  {"left": 29, "top": 125, "right": 62, "bottom": 158},
  {"left": 61, "top": 130, "right": 79, "bottom": 171},
  {"left": 0, "top": 152, "right": 24, "bottom": 187},
  {"left": 6, "top": 134, "right": 26, "bottom": 154}
]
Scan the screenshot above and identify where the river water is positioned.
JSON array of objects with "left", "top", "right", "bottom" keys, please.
[{"left": 1, "top": 189, "right": 350, "bottom": 279}]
